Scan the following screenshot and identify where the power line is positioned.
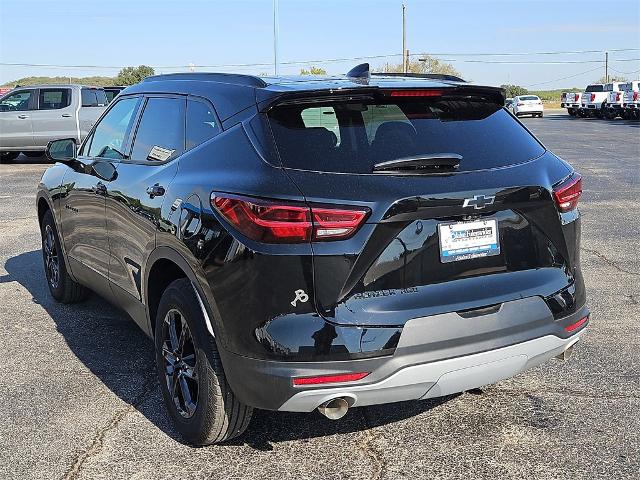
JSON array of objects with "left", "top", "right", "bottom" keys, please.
[
  {"left": 423, "top": 48, "right": 640, "bottom": 57},
  {"left": 439, "top": 57, "right": 640, "bottom": 65},
  {"left": 523, "top": 66, "right": 604, "bottom": 87}
]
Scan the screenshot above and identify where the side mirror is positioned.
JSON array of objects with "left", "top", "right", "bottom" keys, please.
[{"left": 46, "top": 138, "right": 76, "bottom": 163}]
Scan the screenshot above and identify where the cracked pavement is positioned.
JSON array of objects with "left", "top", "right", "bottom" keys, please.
[{"left": 1, "top": 112, "right": 638, "bottom": 479}]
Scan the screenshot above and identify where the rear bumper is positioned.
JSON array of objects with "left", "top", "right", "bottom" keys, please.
[
  {"left": 279, "top": 332, "right": 583, "bottom": 412},
  {"left": 220, "top": 298, "right": 589, "bottom": 411}
]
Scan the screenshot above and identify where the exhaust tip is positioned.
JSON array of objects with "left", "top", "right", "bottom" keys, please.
[
  {"left": 556, "top": 343, "right": 576, "bottom": 361},
  {"left": 318, "top": 397, "right": 350, "bottom": 420}
]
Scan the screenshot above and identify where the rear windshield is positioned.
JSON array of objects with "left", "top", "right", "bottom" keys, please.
[
  {"left": 81, "top": 88, "right": 107, "bottom": 107},
  {"left": 267, "top": 95, "right": 545, "bottom": 174},
  {"left": 519, "top": 96, "right": 539, "bottom": 101},
  {"left": 585, "top": 85, "right": 604, "bottom": 92}
]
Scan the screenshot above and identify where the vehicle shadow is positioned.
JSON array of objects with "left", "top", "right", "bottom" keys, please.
[{"left": 2, "top": 249, "right": 456, "bottom": 450}]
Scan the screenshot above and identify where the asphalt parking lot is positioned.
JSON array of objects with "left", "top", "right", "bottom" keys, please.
[{"left": 1, "top": 112, "right": 638, "bottom": 480}]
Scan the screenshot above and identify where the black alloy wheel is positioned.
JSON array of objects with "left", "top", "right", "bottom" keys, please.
[
  {"left": 43, "top": 224, "right": 60, "bottom": 290},
  {"left": 160, "top": 308, "right": 199, "bottom": 418}
]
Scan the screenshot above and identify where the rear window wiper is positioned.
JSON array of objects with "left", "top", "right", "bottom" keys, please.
[{"left": 372, "top": 153, "right": 462, "bottom": 172}]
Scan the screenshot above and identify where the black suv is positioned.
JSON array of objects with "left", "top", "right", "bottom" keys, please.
[{"left": 37, "top": 66, "right": 589, "bottom": 445}]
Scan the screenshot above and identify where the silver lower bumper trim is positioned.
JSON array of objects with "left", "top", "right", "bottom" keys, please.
[{"left": 278, "top": 333, "right": 583, "bottom": 412}]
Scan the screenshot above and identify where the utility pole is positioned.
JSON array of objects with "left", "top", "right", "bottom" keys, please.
[
  {"left": 402, "top": 3, "right": 407, "bottom": 73},
  {"left": 605, "top": 51, "right": 608, "bottom": 83},
  {"left": 273, "top": 0, "right": 279, "bottom": 76}
]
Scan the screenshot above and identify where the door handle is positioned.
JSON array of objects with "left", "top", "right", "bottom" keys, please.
[
  {"left": 17, "top": 114, "right": 29, "bottom": 119},
  {"left": 94, "top": 182, "right": 107, "bottom": 196},
  {"left": 146, "top": 183, "right": 165, "bottom": 198},
  {"left": 61, "top": 113, "right": 72, "bottom": 118}
]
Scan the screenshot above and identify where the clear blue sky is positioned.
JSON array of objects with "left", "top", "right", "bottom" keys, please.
[{"left": 1, "top": 0, "right": 638, "bottom": 89}]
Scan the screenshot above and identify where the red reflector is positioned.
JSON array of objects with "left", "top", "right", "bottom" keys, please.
[
  {"left": 564, "top": 315, "right": 588, "bottom": 333},
  {"left": 211, "top": 194, "right": 369, "bottom": 243},
  {"left": 293, "top": 372, "right": 370, "bottom": 386},
  {"left": 553, "top": 173, "right": 582, "bottom": 213},
  {"left": 389, "top": 89, "right": 444, "bottom": 97}
]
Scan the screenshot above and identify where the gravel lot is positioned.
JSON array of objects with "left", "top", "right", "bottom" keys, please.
[{"left": 1, "top": 112, "right": 638, "bottom": 480}]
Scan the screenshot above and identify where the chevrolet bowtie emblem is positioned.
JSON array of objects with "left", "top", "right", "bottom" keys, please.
[{"left": 463, "top": 194, "right": 495, "bottom": 209}]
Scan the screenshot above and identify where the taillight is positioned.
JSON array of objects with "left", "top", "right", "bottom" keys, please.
[
  {"left": 293, "top": 372, "right": 369, "bottom": 386},
  {"left": 616, "top": 92, "right": 621, "bottom": 101},
  {"left": 575, "top": 93, "right": 580, "bottom": 101},
  {"left": 517, "top": 102, "right": 524, "bottom": 106},
  {"left": 634, "top": 91, "right": 638, "bottom": 101},
  {"left": 553, "top": 173, "right": 582, "bottom": 213},
  {"left": 590, "top": 93, "right": 596, "bottom": 102},
  {"left": 211, "top": 193, "right": 369, "bottom": 243},
  {"left": 388, "top": 89, "right": 444, "bottom": 97}
]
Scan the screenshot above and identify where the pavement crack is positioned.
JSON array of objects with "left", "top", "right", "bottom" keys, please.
[
  {"left": 62, "top": 374, "right": 157, "bottom": 480},
  {"left": 360, "top": 409, "right": 385, "bottom": 480},
  {"left": 581, "top": 247, "right": 639, "bottom": 276}
]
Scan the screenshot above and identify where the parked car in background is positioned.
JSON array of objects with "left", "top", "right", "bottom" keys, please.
[
  {"left": 37, "top": 68, "right": 588, "bottom": 445},
  {"left": 622, "top": 81, "right": 639, "bottom": 120},
  {"left": 561, "top": 91, "right": 581, "bottom": 116},
  {"left": 580, "top": 82, "right": 625, "bottom": 118},
  {"left": 0, "top": 84, "right": 107, "bottom": 162},
  {"left": 605, "top": 82, "right": 633, "bottom": 119},
  {"left": 505, "top": 97, "right": 513, "bottom": 109},
  {"left": 511, "top": 95, "right": 544, "bottom": 117},
  {"left": 104, "top": 86, "right": 126, "bottom": 103}
]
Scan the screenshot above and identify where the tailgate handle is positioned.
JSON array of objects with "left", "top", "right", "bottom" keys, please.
[{"left": 457, "top": 303, "right": 502, "bottom": 318}]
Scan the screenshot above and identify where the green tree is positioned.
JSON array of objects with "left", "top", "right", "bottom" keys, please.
[
  {"left": 375, "top": 54, "right": 461, "bottom": 77},
  {"left": 114, "top": 65, "right": 155, "bottom": 86},
  {"left": 500, "top": 84, "right": 529, "bottom": 98},
  {"left": 300, "top": 66, "right": 327, "bottom": 75},
  {"left": 594, "top": 75, "right": 626, "bottom": 84}
]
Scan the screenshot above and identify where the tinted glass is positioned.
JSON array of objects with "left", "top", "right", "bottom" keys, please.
[
  {"left": 87, "top": 97, "right": 139, "bottom": 159},
  {"left": 131, "top": 97, "right": 185, "bottom": 162},
  {"left": 0, "top": 90, "right": 33, "bottom": 111},
  {"left": 268, "top": 96, "right": 545, "bottom": 174},
  {"left": 519, "top": 96, "right": 539, "bottom": 101},
  {"left": 186, "top": 99, "right": 219, "bottom": 149},
  {"left": 301, "top": 106, "right": 341, "bottom": 145},
  {"left": 82, "top": 88, "right": 107, "bottom": 107},
  {"left": 39, "top": 88, "right": 71, "bottom": 110},
  {"left": 585, "top": 85, "right": 604, "bottom": 92}
]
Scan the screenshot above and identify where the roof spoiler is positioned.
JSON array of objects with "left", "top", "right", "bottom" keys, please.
[
  {"left": 371, "top": 72, "right": 466, "bottom": 82},
  {"left": 346, "top": 63, "right": 465, "bottom": 83}
]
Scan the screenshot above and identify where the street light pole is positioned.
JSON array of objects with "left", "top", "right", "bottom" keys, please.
[
  {"left": 273, "top": 0, "right": 279, "bottom": 76},
  {"left": 402, "top": 2, "right": 407, "bottom": 73}
]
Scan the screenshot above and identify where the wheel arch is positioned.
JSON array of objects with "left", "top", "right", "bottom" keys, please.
[{"left": 143, "top": 247, "right": 221, "bottom": 341}]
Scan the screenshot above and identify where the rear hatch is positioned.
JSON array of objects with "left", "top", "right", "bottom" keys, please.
[{"left": 265, "top": 87, "right": 576, "bottom": 326}]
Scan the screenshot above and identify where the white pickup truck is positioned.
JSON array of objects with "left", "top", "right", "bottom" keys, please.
[
  {"left": 561, "top": 91, "right": 582, "bottom": 116},
  {"left": 622, "top": 81, "right": 639, "bottom": 120},
  {"left": 580, "top": 82, "right": 625, "bottom": 117}
]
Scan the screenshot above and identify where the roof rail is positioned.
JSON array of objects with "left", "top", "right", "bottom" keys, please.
[
  {"left": 371, "top": 72, "right": 466, "bottom": 82},
  {"left": 143, "top": 72, "right": 267, "bottom": 88}
]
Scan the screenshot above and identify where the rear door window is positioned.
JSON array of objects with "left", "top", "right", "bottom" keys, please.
[
  {"left": 38, "top": 88, "right": 71, "bottom": 110},
  {"left": 267, "top": 94, "right": 545, "bottom": 174},
  {"left": 130, "top": 97, "right": 185, "bottom": 162}
]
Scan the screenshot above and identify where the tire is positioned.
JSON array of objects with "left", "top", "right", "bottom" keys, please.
[
  {"left": 0, "top": 151, "right": 19, "bottom": 163},
  {"left": 40, "top": 210, "right": 89, "bottom": 303},
  {"left": 23, "top": 151, "right": 44, "bottom": 158},
  {"left": 154, "top": 278, "right": 252, "bottom": 445},
  {"left": 568, "top": 108, "right": 576, "bottom": 116}
]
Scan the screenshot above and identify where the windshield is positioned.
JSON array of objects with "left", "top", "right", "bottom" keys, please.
[{"left": 267, "top": 95, "right": 545, "bottom": 174}]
